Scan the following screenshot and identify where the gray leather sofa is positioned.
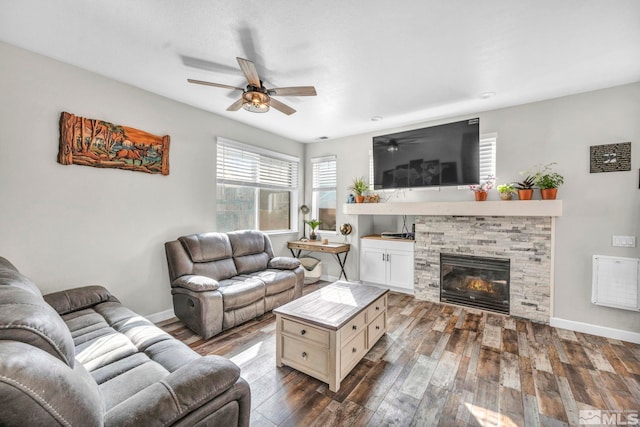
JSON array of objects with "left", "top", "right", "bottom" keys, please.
[
  {"left": 0, "top": 256, "right": 250, "bottom": 427},
  {"left": 165, "top": 230, "right": 304, "bottom": 339}
]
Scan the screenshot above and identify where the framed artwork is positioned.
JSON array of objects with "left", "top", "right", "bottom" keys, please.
[
  {"left": 589, "top": 142, "right": 631, "bottom": 173},
  {"left": 58, "top": 112, "right": 170, "bottom": 175}
]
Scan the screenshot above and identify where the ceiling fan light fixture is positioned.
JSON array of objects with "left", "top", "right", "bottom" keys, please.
[
  {"left": 387, "top": 140, "right": 399, "bottom": 152},
  {"left": 242, "top": 91, "right": 270, "bottom": 113}
]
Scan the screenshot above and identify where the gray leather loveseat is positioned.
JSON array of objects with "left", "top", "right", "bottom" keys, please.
[
  {"left": 0, "top": 256, "right": 250, "bottom": 426},
  {"left": 165, "top": 230, "right": 304, "bottom": 339}
]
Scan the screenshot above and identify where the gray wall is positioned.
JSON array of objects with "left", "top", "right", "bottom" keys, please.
[
  {"left": 306, "top": 82, "right": 640, "bottom": 335},
  {"left": 0, "top": 42, "right": 303, "bottom": 316}
]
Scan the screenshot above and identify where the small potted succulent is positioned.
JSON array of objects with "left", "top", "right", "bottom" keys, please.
[
  {"left": 515, "top": 175, "right": 536, "bottom": 200},
  {"left": 348, "top": 177, "right": 368, "bottom": 203},
  {"left": 534, "top": 163, "right": 564, "bottom": 200},
  {"left": 497, "top": 183, "right": 516, "bottom": 200},
  {"left": 305, "top": 219, "right": 322, "bottom": 240},
  {"left": 468, "top": 175, "right": 495, "bottom": 201}
]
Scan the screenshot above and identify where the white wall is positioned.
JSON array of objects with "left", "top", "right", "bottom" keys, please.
[
  {"left": 0, "top": 42, "right": 304, "bottom": 316},
  {"left": 306, "top": 82, "right": 640, "bottom": 335}
]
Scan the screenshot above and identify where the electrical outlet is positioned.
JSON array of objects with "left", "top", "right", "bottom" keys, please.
[{"left": 612, "top": 235, "right": 636, "bottom": 248}]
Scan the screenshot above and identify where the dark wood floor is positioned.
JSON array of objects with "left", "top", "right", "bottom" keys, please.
[{"left": 158, "top": 282, "right": 640, "bottom": 426}]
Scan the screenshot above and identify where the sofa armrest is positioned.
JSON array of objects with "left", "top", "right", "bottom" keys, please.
[
  {"left": 268, "top": 256, "right": 301, "bottom": 270},
  {"left": 105, "top": 355, "right": 247, "bottom": 427},
  {"left": 44, "top": 285, "right": 119, "bottom": 315},
  {"left": 171, "top": 275, "right": 220, "bottom": 292}
]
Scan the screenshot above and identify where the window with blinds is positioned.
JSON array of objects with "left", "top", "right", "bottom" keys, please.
[
  {"left": 311, "top": 156, "right": 337, "bottom": 232},
  {"left": 479, "top": 133, "right": 497, "bottom": 179},
  {"left": 216, "top": 138, "right": 299, "bottom": 233}
]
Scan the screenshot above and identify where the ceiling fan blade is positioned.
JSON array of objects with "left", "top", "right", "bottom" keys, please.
[
  {"left": 270, "top": 98, "right": 296, "bottom": 115},
  {"left": 268, "top": 86, "right": 317, "bottom": 97},
  {"left": 236, "top": 57, "right": 261, "bottom": 87},
  {"left": 187, "top": 79, "right": 244, "bottom": 91},
  {"left": 226, "top": 98, "right": 244, "bottom": 111}
]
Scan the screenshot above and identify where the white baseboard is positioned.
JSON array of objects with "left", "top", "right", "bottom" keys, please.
[
  {"left": 550, "top": 317, "right": 640, "bottom": 344},
  {"left": 146, "top": 308, "right": 175, "bottom": 324}
]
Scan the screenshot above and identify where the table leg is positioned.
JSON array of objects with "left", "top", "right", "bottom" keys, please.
[{"left": 334, "top": 252, "right": 349, "bottom": 281}]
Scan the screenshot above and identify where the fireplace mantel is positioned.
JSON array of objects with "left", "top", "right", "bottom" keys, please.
[{"left": 343, "top": 200, "right": 562, "bottom": 217}]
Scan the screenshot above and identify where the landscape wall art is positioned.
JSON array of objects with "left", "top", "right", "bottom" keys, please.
[{"left": 58, "top": 112, "right": 170, "bottom": 175}]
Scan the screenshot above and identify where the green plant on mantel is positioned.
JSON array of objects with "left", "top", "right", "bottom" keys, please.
[
  {"left": 534, "top": 162, "right": 564, "bottom": 189},
  {"left": 515, "top": 175, "right": 536, "bottom": 190},
  {"left": 348, "top": 177, "right": 368, "bottom": 196},
  {"left": 497, "top": 183, "right": 516, "bottom": 194}
]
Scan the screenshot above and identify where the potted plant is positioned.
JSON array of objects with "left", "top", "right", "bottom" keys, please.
[
  {"left": 348, "top": 177, "right": 368, "bottom": 203},
  {"left": 497, "top": 183, "right": 516, "bottom": 200},
  {"left": 305, "top": 219, "right": 322, "bottom": 240},
  {"left": 515, "top": 175, "right": 536, "bottom": 200},
  {"left": 534, "top": 162, "right": 564, "bottom": 200},
  {"left": 468, "top": 175, "right": 495, "bottom": 201}
]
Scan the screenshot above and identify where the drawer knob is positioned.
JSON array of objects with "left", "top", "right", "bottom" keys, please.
[
  {"left": 300, "top": 329, "right": 306, "bottom": 335},
  {"left": 301, "top": 352, "right": 307, "bottom": 360},
  {"left": 352, "top": 347, "right": 357, "bottom": 353},
  {"left": 376, "top": 325, "right": 380, "bottom": 330},
  {"left": 375, "top": 306, "right": 380, "bottom": 311},
  {"left": 352, "top": 325, "right": 357, "bottom": 330}
]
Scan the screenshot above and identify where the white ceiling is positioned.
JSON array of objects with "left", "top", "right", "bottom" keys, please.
[{"left": 1, "top": 1, "right": 639, "bottom": 143}]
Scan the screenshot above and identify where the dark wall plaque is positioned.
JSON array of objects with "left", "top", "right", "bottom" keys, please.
[{"left": 590, "top": 142, "right": 631, "bottom": 173}]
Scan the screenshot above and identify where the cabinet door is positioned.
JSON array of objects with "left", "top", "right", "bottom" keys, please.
[
  {"left": 387, "top": 249, "right": 414, "bottom": 290},
  {"left": 360, "top": 246, "right": 387, "bottom": 284}
]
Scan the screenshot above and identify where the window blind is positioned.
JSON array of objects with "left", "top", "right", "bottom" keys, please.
[
  {"left": 479, "top": 134, "right": 497, "bottom": 179},
  {"left": 311, "top": 156, "right": 336, "bottom": 191},
  {"left": 217, "top": 139, "right": 299, "bottom": 189}
]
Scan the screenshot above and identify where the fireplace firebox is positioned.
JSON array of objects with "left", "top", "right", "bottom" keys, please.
[{"left": 440, "top": 253, "right": 510, "bottom": 314}]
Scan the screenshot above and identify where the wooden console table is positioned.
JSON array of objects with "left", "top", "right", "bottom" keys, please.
[{"left": 287, "top": 240, "right": 350, "bottom": 280}]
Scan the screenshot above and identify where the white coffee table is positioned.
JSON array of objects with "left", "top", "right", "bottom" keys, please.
[{"left": 274, "top": 281, "right": 388, "bottom": 392}]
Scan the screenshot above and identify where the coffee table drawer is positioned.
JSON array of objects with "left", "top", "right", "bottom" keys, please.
[
  {"left": 366, "top": 295, "right": 386, "bottom": 322},
  {"left": 340, "top": 329, "right": 366, "bottom": 378},
  {"left": 340, "top": 310, "right": 366, "bottom": 346},
  {"left": 368, "top": 311, "right": 386, "bottom": 347},
  {"left": 282, "top": 318, "right": 329, "bottom": 347},
  {"left": 282, "top": 336, "right": 329, "bottom": 378}
]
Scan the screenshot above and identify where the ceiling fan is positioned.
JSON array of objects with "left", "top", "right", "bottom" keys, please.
[{"left": 188, "top": 57, "right": 317, "bottom": 115}]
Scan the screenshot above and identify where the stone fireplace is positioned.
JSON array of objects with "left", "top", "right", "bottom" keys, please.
[{"left": 414, "top": 215, "right": 552, "bottom": 323}]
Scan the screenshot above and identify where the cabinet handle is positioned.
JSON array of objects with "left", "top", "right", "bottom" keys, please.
[
  {"left": 352, "top": 325, "right": 357, "bottom": 330},
  {"left": 386, "top": 253, "right": 390, "bottom": 262},
  {"left": 376, "top": 325, "right": 380, "bottom": 330},
  {"left": 300, "top": 329, "right": 306, "bottom": 335},
  {"left": 301, "top": 352, "right": 307, "bottom": 359},
  {"left": 375, "top": 306, "right": 380, "bottom": 311},
  {"left": 382, "top": 253, "right": 385, "bottom": 261},
  {"left": 352, "top": 347, "right": 357, "bottom": 353}
]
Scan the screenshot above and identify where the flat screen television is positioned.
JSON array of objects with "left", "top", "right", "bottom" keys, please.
[{"left": 372, "top": 118, "right": 480, "bottom": 190}]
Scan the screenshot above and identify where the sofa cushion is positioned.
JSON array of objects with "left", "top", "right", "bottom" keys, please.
[
  {"left": 179, "top": 233, "right": 233, "bottom": 262},
  {"left": 228, "top": 230, "right": 274, "bottom": 258},
  {"left": 242, "top": 270, "right": 297, "bottom": 296},
  {"left": 218, "top": 277, "right": 265, "bottom": 310},
  {"left": 0, "top": 286, "right": 76, "bottom": 368}
]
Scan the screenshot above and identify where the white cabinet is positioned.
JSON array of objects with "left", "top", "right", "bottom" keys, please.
[{"left": 360, "top": 237, "right": 414, "bottom": 293}]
